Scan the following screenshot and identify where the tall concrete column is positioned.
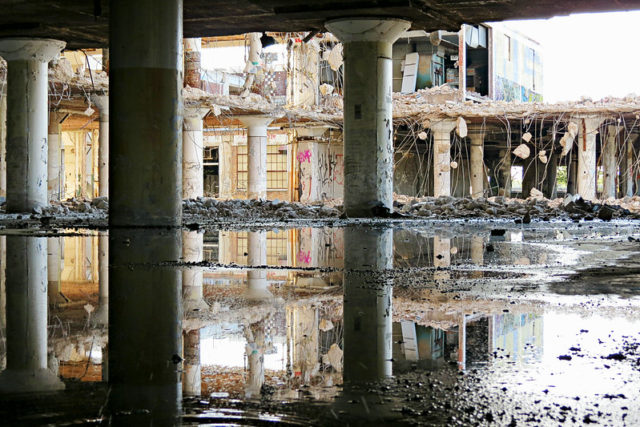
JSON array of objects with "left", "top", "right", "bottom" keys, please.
[
  {"left": 430, "top": 120, "right": 456, "bottom": 198},
  {"left": 625, "top": 134, "right": 638, "bottom": 197},
  {"left": 246, "top": 231, "right": 271, "bottom": 299},
  {"left": 182, "top": 107, "right": 208, "bottom": 200},
  {"left": 567, "top": 153, "right": 578, "bottom": 195},
  {"left": 576, "top": 116, "right": 603, "bottom": 200},
  {"left": 110, "top": 1, "right": 183, "bottom": 226},
  {"left": 108, "top": 229, "right": 182, "bottom": 421},
  {"left": 90, "top": 95, "right": 109, "bottom": 198},
  {"left": 182, "top": 329, "right": 201, "bottom": 396},
  {"left": 182, "top": 230, "right": 208, "bottom": 313},
  {"left": 238, "top": 115, "right": 274, "bottom": 200},
  {"left": 0, "top": 92, "right": 6, "bottom": 201},
  {"left": 0, "top": 38, "right": 65, "bottom": 213},
  {"left": 0, "top": 236, "right": 64, "bottom": 393},
  {"left": 92, "top": 232, "right": 108, "bottom": 327},
  {"left": 500, "top": 149, "right": 512, "bottom": 197},
  {"left": 325, "top": 19, "right": 410, "bottom": 216},
  {"left": 469, "top": 130, "right": 485, "bottom": 199},
  {"left": 603, "top": 125, "right": 620, "bottom": 200},
  {"left": 343, "top": 226, "right": 393, "bottom": 383},
  {"left": 47, "top": 112, "right": 64, "bottom": 201}
]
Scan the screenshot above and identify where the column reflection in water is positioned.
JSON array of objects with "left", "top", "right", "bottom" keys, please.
[
  {"left": 246, "top": 231, "right": 271, "bottom": 300},
  {"left": 343, "top": 226, "right": 393, "bottom": 383},
  {"left": 0, "top": 236, "right": 64, "bottom": 392},
  {"left": 182, "top": 230, "right": 209, "bottom": 313},
  {"left": 108, "top": 229, "right": 182, "bottom": 421}
]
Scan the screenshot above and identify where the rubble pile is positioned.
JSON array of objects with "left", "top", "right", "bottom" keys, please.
[
  {"left": 183, "top": 198, "right": 341, "bottom": 220},
  {"left": 35, "top": 197, "right": 109, "bottom": 216},
  {"left": 395, "top": 194, "right": 640, "bottom": 221}
]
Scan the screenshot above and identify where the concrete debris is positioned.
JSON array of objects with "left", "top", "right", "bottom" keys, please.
[
  {"left": 450, "top": 161, "right": 458, "bottom": 169},
  {"left": 318, "top": 318, "right": 334, "bottom": 332},
  {"left": 418, "top": 131, "right": 428, "bottom": 140},
  {"left": 183, "top": 198, "right": 341, "bottom": 221},
  {"left": 326, "top": 43, "right": 343, "bottom": 71},
  {"left": 529, "top": 188, "right": 544, "bottom": 199},
  {"left": 513, "top": 144, "right": 530, "bottom": 159},
  {"left": 567, "top": 121, "right": 579, "bottom": 138},
  {"left": 560, "top": 133, "right": 574, "bottom": 156},
  {"left": 319, "top": 83, "right": 334, "bottom": 96},
  {"left": 456, "top": 116, "right": 467, "bottom": 138},
  {"left": 325, "top": 343, "right": 343, "bottom": 372},
  {"left": 538, "top": 150, "right": 548, "bottom": 164},
  {"left": 522, "top": 132, "right": 532, "bottom": 142}
]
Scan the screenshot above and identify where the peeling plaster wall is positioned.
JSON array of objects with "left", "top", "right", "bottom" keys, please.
[
  {"left": 62, "top": 130, "right": 99, "bottom": 200},
  {"left": 297, "top": 139, "right": 343, "bottom": 203}
]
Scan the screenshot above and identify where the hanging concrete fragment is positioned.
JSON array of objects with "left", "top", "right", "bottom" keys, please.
[
  {"left": 513, "top": 143, "right": 530, "bottom": 159},
  {"left": 522, "top": 132, "right": 532, "bottom": 143},
  {"left": 418, "top": 131, "right": 427, "bottom": 140},
  {"left": 567, "top": 121, "right": 579, "bottom": 138},
  {"left": 538, "top": 149, "right": 548, "bottom": 164},
  {"left": 327, "top": 43, "right": 343, "bottom": 71},
  {"left": 450, "top": 161, "right": 458, "bottom": 169},
  {"left": 530, "top": 188, "right": 544, "bottom": 199},
  {"left": 560, "top": 134, "right": 574, "bottom": 157},
  {"left": 456, "top": 116, "right": 467, "bottom": 138},
  {"left": 319, "top": 83, "right": 334, "bottom": 96}
]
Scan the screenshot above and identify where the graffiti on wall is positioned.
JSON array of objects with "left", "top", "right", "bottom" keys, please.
[
  {"left": 299, "top": 147, "right": 344, "bottom": 203},
  {"left": 297, "top": 149, "right": 312, "bottom": 163},
  {"left": 495, "top": 77, "right": 543, "bottom": 103}
]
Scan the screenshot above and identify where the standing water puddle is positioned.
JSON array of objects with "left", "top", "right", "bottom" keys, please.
[{"left": 0, "top": 222, "right": 639, "bottom": 425}]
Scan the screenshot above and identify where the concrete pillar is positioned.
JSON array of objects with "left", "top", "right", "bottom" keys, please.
[
  {"left": 182, "top": 107, "right": 208, "bottom": 200},
  {"left": 182, "top": 230, "right": 208, "bottom": 313},
  {"left": 543, "top": 153, "right": 558, "bottom": 199},
  {"left": 325, "top": 18, "right": 410, "bottom": 216},
  {"left": 182, "top": 329, "right": 201, "bottom": 396},
  {"left": 603, "top": 125, "right": 620, "bottom": 200},
  {"left": 246, "top": 231, "right": 271, "bottom": 300},
  {"left": 108, "top": 229, "right": 182, "bottom": 421},
  {"left": 576, "top": 116, "right": 603, "bottom": 200},
  {"left": 245, "top": 319, "right": 266, "bottom": 398},
  {"left": 183, "top": 38, "right": 201, "bottom": 89},
  {"left": 92, "top": 232, "right": 108, "bottom": 327},
  {"left": 238, "top": 115, "right": 274, "bottom": 200},
  {"left": 625, "top": 134, "right": 638, "bottom": 197},
  {"left": 433, "top": 235, "right": 451, "bottom": 281},
  {"left": 110, "top": 1, "right": 183, "bottom": 226},
  {"left": 0, "top": 38, "right": 65, "bottom": 213},
  {"left": 47, "top": 112, "right": 64, "bottom": 201},
  {"left": 0, "top": 236, "right": 64, "bottom": 393},
  {"left": 0, "top": 92, "right": 6, "bottom": 200},
  {"left": 343, "top": 226, "right": 393, "bottom": 383},
  {"left": 430, "top": 120, "right": 456, "bottom": 198},
  {"left": 500, "top": 149, "right": 512, "bottom": 197},
  {"left": 469, "top": 130, "right": 485, "bottom": 199},
  {"left": 567, "top": 153, "right": 578, "bottom": 195},
  {"left": 47, "top": 237, "right": 66, "bottom": 306},
  {"left": 90, "top": 95, "right": 109, "bottom": 198}
]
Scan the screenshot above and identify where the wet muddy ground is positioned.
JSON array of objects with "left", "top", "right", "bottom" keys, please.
[{"left": 0, "top": 220, "right": 639, "bottom": 425}]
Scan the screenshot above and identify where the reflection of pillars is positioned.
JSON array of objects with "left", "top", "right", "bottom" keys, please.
[
  {"left": 0, "top": 38, "right": 65, "bottom": 213},
  {"left": 92, "top": 233, "right": 108, "bottom": 326},
  {"left": 183, "top": 329, "right": 201, "bottom": 396},
  {"left": 0, "top": 236, "right": 5, "bottom": 369},
  {"left": 470, "top": 235, "right": 484, "bottom": 265},
  {"left": 343, "top": 227, "right": 393, "bottom": 383},
  {"left": 325, "top": 19, "right": 410, "bottom": 217},
  {"left": 47, "top": 237, "right": 67, "bottom": 306},
  {"left": 603, "top": 125, "right": 620, "bottom": 200},
  {"left": 0, "top": 236, "right": 64, "bottom": 392},
  {"left": 433, "top": 236, "right": 451, "bottom": 281},
  {"left": 109, "top": 0, "right": 182, "bottom": 227},
  {"left": 458, "top": 314, "right": 466, "bottom": 371},
  {"left": 47, "top": 112, "right": 65, "bottom": 201},
  {"left": 183, "top": 38, "right": 202, "bottom": 89},
  {"left": 431, "top": 121, "right": 456, "bottom": 197},
  {"left": 577, "top": 116, "right": 603, "bottom": 200},
  {"left": 0, "top": 92, "right": 6, "bottom": 200},
  {"left": 182, "top": 107, "right": 209, "bottom": 200},
  {"left": 90, "top": 95, "right": 109, "bottom": 198},
  {"left": 182, "top": 231, "right": 208, "bottom": 313},
  {"left": 245, "top": 319, "right": 266, "bottom": 398},
  {"left": 247, "top": 231, "right": 270, "bottom": 299},
  {"left": 469, "top": 129, "right": 485, "bottom": 199},
  {"left": 238, "top": 116, "right": 274, "bottom": 200},
  {"left": 108, "top": 229, "right": 182, "bottom": 420}
]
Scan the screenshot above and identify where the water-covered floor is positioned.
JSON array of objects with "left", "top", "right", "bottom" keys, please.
[{"left": 0, "top": 221, "right": 640, "bottom": 425}]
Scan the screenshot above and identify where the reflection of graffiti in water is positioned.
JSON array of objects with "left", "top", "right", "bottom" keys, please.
[
  {"left": 297, "top": 250, "right": 311, "bottom": 264},
  {"left": 297, "top": 150, "right": 312, "bottom": 163}
]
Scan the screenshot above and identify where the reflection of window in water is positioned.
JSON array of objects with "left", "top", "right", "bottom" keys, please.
[{"left": 203, "top": 232, "right": 219, "bottom": 262}]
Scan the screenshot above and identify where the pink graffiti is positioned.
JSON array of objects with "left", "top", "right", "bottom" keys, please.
[
  {"left": 297, "top": 250, "right": 311, "bottom": 265},
  {"left": 297, "top": 150, "right": 312, "bottom": 163}
]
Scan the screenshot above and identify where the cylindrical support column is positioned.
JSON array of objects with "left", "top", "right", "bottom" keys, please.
[
  {"left": 108, "top": 228, "right": 182, "bottom": 421},
  {"left": 47, "top": 112, "right": 64, "bottom": 201},
  {"left": 343, "top": 226, "right": 393, "bottom": 383},
  {"left": 238, "top": 116, "right": 274, "bottom": 200},
  {"left": 244, "top": 319, "right": 266, "bottom": 398},
  {"left": 246, "top": 231, "right": 271, "bottom": 300},
  {"left": 603, "top": 125, "right": 620, "bottom": 200},
  {"left": 92, "top": 232, "right": 108, "bottom": 327},
  {"left": 625, "top": 134, "right": 638, "bottom": 197},
  {"left": 182, "top": 230, "right": 208, "bottom": 313},
  {"left": 91, "top": 95, "right": 109, "bottom": 198},
  {"left": 0, "top": 236, "right": 64, "bottom": 393},
  {"left": 182, "top": 107, "right": 208, "bottom": 200},
  {"left": 430, "top": 120, "right": 457, "bottom": 198},
  {"left": 577, "top": 117, "right": 603, "bottom": 201},
  {"left": 325, "top": 19, "right": 411, "bottom": 216},
  {"left": 0, "top": 38, "right": 66, "bottom": 213},
  {"left": 183, "top": 38, "right": 201, "bottom": 89},
  {"left": 500, "top": 149, "right": 512, "bottom": 197},
  {"left": 110, "top": 1, "right": 183, "bottom": 226},
  {"left": 469, "top": 130, "right": 485, "bottom": 199},
  {"left": 182, "top": 329, "right": 201, "bottom": 396},
  {"left": 0, "top": 93, "right": 7, "bottom": 200}
]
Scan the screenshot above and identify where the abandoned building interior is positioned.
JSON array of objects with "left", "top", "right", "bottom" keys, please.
[{"left": 1, "top": 1, "right": 640, "bottom": 425}]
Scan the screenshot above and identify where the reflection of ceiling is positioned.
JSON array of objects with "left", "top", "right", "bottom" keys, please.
[{"left": 2, "top": 1, "right": 640, "bottom": 49}]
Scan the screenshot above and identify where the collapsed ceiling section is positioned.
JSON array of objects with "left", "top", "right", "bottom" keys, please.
[{"left": 0, "top": 0, "right": 640, "bottom": 49}]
